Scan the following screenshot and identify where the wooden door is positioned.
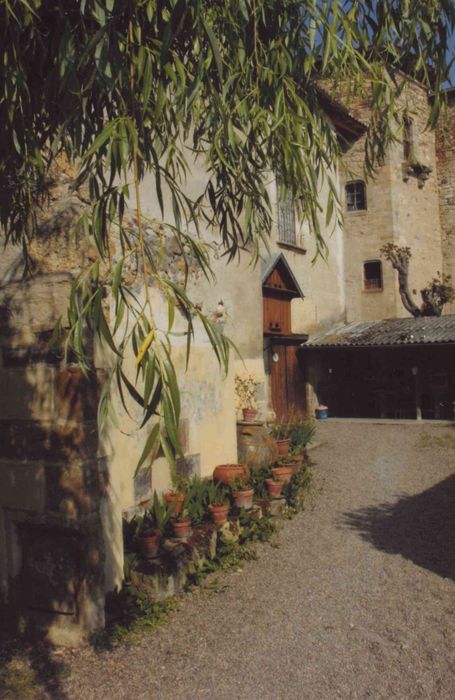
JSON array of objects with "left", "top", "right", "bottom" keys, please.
[{"left": 269, "top": 339, "right": 305, "bottom": 418}]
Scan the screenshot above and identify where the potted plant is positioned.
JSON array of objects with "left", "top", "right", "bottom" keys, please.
[
  {"left": 271, "top": 460, "right": 294, "bottom": 483},
  {"left": 275, "top": 452, "right": 304, "bottom": 474},
  {"left": 213, "top": 463, "right": 249, "bottom": 485},
  {"left": 270, "top": 420, "right": 293, "bottom": 455},
  {"left": 164, "top": 475, "right": 189, "bottom": 516},
  {"left": 231, "top": 476, "right": 254, "bottom": 510},
  {"left": 207, "top": 481, "right": 230, "bottom": 524},
  {"left": 289, "top": 419, "right": 316, "bottom": 455},
  {"left": 265, "top": 477, "right": 283, "bottom": 499},
  {"left": 136, "top": 492, "right": 173, "bottom": 557},
  {"left": 171, "top": 494, "right": 192, "bottom": 538},
  {"left": 235, "top": 370, "right": 260, "bottom": 422}
]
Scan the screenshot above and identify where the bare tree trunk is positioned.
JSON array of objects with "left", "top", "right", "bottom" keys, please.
[{"left": 392, "top": 257, "right": 422, "bottom": 317}]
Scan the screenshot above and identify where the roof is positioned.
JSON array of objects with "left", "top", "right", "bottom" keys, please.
[
  {"left": 316, "top": 86, "right": 367, "bottom": 140},
  {"left": 300, "top": 315, "right": 455, "bottom": 349},
  {"left": 261, "top": 252, "right": 304, "bottom": 299}
]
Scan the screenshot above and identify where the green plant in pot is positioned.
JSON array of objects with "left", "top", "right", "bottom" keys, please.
[
  {"left": 270, "top": 420, "right": 293, "bottom": 455},
  {"left": 230, "top": 476, "right": 255, "bottom": 510},
  {"left": 265, "top": 474, "right": 283, "bottom": 499},
  {"left": 289, "top": 420, "right": 316, "bottom": 455},
  {"left": 164, "top": 475, "right": 189, "bottom": 516},
  {"left": 171, "top": 492, "right": 192, "bottom": 538},
  {"left": 271, "top": 463, "right": 294, "bottom": 483},
  {"left": 136, "top": 492, "right": 173, "bottom": 558},
  {"left": 207, "top": 481, "right": 230, "bottom": 525},
  {"left": 235, "top": 370, "right": 260, "bottom": 422},
  {"left": 185, "top": 475, "right": 211, "bottom": 526},
  {"left": 275, "top": 451, "right": 304, "bottom": 474},
  {"left": 249, "top": 464, "right": 272, "bottom": 499}
]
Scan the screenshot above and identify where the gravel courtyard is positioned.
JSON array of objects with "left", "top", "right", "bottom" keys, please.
[{"left": 48, "top": 422, "right": 455, "bottom": 698}]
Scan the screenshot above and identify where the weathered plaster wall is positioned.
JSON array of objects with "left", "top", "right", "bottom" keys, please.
[
  {"left": 436, "top": 91, "right": 455, "bottom": 313},
  {"left": 388, "top": 83, "right": 443, "bottom": 315},
  {"left": 341, "top": 79, "right": 443, "bottom": 321},
  {"left": 264, "top": 172, "right": 347, "bottom": 335}
]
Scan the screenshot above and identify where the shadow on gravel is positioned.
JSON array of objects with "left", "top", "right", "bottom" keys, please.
[
  {"left": 342, "top": 474, "right": 455, "bottom": 581},
  {"left": 0, "top": 637, "right": 70, "bottom": 700}
]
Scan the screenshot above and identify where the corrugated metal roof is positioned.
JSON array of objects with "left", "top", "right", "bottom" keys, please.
[{"left": 301, "top": 315, "right": 455, "bottom": 348}]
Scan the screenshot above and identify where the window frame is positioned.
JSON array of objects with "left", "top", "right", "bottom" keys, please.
[
  {"left": 363, "top": 259, "right": 383, "bottom": 292},
  {"left": 276, "top": 181, "right": 297, "bottom": 247},
  {"left": 345, "top": 180, "right": 367, "bottom": 212}
]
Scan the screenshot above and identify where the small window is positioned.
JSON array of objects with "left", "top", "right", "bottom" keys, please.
[
  {"left": 403, "top": 117, "right": 414, "bottom": 161},
  {"left": 346, "top": 181, "right": 366, "bottom": 212},
  {"left": 363, "top": 260, "right": 382, "bottom": 291},
  {"left": 276, "top": 181, "right": 297, "bottom": 246}
]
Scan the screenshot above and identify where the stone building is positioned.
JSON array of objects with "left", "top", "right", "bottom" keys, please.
[
  {"left": 302, "top": 79, "right": 455, "bottom": 419},
  {"left": 1, "top": 74, "right": 455, "bottom": 643}
]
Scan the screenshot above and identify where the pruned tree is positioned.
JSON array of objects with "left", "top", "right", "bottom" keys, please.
[
  {"left": 1, "top": 1, "right": 454, "bottom": 471},
  {"left": 381, "top": 243, "right": 455, "bottom": 316}
]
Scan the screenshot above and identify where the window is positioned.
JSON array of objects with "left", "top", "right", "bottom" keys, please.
[
  {"left": 276, "top": 182, "right": 297, "bottom": 245},
  {"left": 346, "top": 181, "right": 366, "bottom": 212},
  {"left": 403, "top": 117, "right": 414, "bottom": 161},
  {"left": 363, "top": 260, "right": 383, "bottom": 291}
]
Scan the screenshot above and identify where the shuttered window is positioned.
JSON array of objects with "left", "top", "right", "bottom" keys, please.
[{"left": 276, "top": 183, "right": 297, "bottom": 245}]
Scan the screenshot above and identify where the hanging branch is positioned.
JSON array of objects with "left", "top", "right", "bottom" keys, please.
[{"left": 1, "top": 1, "right": 454, "bottom": 473}]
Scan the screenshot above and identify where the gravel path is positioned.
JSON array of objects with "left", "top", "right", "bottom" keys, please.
[{"left": 59, "top": 421, "right": 455, "bottom": 699}]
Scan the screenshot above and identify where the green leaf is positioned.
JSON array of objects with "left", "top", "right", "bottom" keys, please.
[
  {"left": 203, "top": 20, "right": 223, "bottom": 81},
  {"left": 135, "top": 422, "right": 160, "bottom": 474}
]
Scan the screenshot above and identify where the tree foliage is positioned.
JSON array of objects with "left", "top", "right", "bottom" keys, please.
[
  {"left": 381, "top": 243, "right": 455, "bottom": 317},
  {"left": 1, "top": 1, "right": 454, "bottom": 471}
]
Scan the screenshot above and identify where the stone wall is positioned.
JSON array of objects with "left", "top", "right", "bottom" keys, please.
[
  {"left": 0, "top": 273, "right": 109, "bottom": 645},
  {"left": 436, "top": 90, "right": 455, "bottom": 313},
  {"left": 340, "top": 77, "right": 443, "bottom": 321}
]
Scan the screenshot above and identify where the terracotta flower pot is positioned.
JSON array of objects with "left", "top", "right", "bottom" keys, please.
[
  {"left": 276, "top": 439, "right": 290, "bottom": 455},
  {"left": 242, "top": 408, "right": 258, "bottom": 422},
  {"left": 172, "top": 517, "right": 191, "bottom": 539},
  {"left": 265, "top": 479, "right": 282, "bottom": 499},
  {"left": 232, "top": 488, "right": 254, "bottom": 510},
  {"left": 272, "top": 466, "right": 293, "bottom": 483},
  {"left": 289, "top": 460, "right": 303, "bottom": 474},
  {"left": 138, "top": 530, "right": 161, "bottom": 558},
  {"left": 278, "top": 459, "right": 303, "bottom": 474},
  {"left": 213, "top": 464, "right": 248, "bottom": 485},
  {"left": 208, "top": 503, "right": 230, "bottom": 525},
  {"left": 164, "top": 491, "right": 186, "bottom": 516}
]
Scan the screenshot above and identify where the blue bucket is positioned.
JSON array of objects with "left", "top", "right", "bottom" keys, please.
[{"left": 315, "top": 407, "right": 329, "bottom": 420}]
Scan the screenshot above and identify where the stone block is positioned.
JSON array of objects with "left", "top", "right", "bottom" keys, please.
[
  {"left": 0, "top": 460, "right": 46, "bottom": 511},
  {"left": 54, "top": 366, "right": 99, "bottom": 422},
  {"left": 0, "top": 274, "right": 72, "bottom": 341},
  {"left": 268, "top": 497, "right": 287, "bottom": 518},
  {"left": 0, "top": 419, "right": 99, "bottom": 462},
  {"left": 45, "top": 459, "right": 108, "bottom": 517},
  {"left": 218, "top": 519, "right": 240, "bottom": 545},
  {"left": 0, "top": 365, "right": 56, "bottom": 421}
]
